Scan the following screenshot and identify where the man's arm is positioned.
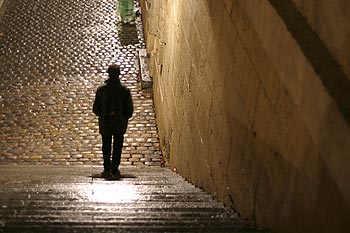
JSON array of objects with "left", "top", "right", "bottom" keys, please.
[
  {"left": 93, "top": 88, "right": 102, "bottom": 116},
  {"left": 125, "top": 90, "right": 134, "bottom": 119}
]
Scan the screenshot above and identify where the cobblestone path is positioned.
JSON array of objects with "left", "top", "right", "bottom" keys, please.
[{"left": 0, "top": 0, "right": 162, "bottom": 166}]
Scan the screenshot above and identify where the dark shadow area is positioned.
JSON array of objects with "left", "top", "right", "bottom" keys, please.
[
  {"left": 247, "top": 134, "right": 350, "bottom": 232},
  {"left": 118, "top": 22, "right": 138, "bottom": 46},
  {"left": 269, "top": 0, "right": 350, "bottom": 124},
  {"left": 90, "top": 173, "right": 137, "bottom": 181}
]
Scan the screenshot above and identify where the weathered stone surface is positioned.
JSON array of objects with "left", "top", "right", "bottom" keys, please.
[
  {"left": 137, "top": 48, "right": 152, "bottom": 90},
  {"left": 140, "top": 0, "right": 350, "bottom": 232}
]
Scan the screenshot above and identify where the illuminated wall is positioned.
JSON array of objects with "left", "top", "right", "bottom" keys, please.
[{"left": 140, "top": 1, "right": 350, "bottom": 232}]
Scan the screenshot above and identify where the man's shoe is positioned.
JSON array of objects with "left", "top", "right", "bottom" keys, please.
[
  {"left": 111, "top": 169, "right": 121, "bottom": 178},
  {"left": 101, "top": 170, "right": 111, "bottom": 178}
]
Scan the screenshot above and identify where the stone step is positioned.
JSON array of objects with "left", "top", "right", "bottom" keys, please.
[{"left": 0, "top": 165, "right": 265, "bottom": 232}]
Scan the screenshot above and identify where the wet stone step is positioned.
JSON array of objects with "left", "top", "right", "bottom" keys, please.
[
  {"left": 0, "top": 165, "right": 265, "bottom": 232},
  {"left": 1, "top": 212, "right": 239, "bottom": 221},
  {"left": 0, "top": 195, "right": 218, "bottom": 204},
  {"left": 1, "top": 202, "right": 227, "bottom": 210},
  {"left": 3, "top": 227, "right": 261, "bottom": 233},
  {"left": 2, "top": 219, "right": 259, "bottom": 229},
  {"left": 2, "top": 217, "right": 250, "bottom": 226},
  {"left": 1, "top": 213, "right": 241, "bottom": 221}
]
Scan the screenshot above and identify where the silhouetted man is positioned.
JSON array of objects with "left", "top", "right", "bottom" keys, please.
[{"left": 93, "top": 65, "right": 133, "bottom": 177}]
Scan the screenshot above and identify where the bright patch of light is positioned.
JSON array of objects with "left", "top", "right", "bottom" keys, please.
[{"left": 86, "top": 183, "right": 139, "bottom": 203}]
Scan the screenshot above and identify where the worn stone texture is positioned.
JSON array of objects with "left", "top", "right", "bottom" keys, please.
[{"left": 140, "top": 0, "right": 350, "bottom": 232}]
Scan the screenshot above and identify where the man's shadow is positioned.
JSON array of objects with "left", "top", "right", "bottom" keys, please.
[{"left": 90, "top": 173, "right": 136, "bottom": 181}]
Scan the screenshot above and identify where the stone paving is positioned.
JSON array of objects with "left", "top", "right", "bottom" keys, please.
[
  {"left": 0, "top": 2, "right": 268, "bottom": 232},
  {"left": 0, "top": 0, "right": 162, "bottom": 166},
  {"left": 0, "top": 165, "right": 266, "bottom": 232}
]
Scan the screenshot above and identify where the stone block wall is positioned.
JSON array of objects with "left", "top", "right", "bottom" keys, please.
[{"left": 140, "top": 0, "right": 350, "bottom": 232}]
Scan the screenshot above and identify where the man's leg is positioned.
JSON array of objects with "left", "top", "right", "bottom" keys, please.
[
  {"left": 111, "top": 134, "right": 124, "bottom": 174},
  {"left": 102, "top": 134, "right": 112, "bottom": 173}
]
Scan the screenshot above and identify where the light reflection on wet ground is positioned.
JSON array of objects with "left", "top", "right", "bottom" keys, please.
[
  {"left": 86, "top": 182, "right": 139, "bottom": 204},
  {"left": 0, "top": 165, "right": 264, "bottom": 232}
]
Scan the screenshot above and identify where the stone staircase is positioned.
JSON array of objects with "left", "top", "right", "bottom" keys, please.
[{"left": 0, "top": 165, "right": 266, "bottom": 232}]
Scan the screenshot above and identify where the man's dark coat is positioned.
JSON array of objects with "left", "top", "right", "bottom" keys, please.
[{"left": 93, "top": 78, "right": 133, "bottom": 135}]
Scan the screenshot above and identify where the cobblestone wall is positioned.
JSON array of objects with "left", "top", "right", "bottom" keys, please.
[{"left": 140, "top": 0, "right": 350, "bottom": 232}]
